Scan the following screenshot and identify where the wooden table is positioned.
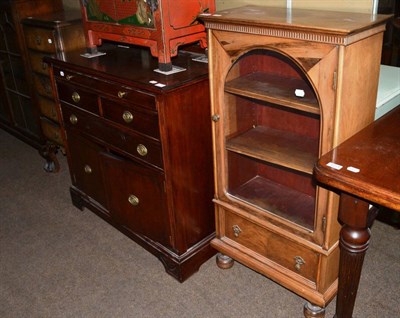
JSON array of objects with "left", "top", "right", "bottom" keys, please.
[{"left": 314, "top": 106, "right": 400, "bottom": 318}]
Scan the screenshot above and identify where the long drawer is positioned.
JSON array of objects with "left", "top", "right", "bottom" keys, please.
[{"left": 220, "top": 206, "right": 319, "bottom": 282}]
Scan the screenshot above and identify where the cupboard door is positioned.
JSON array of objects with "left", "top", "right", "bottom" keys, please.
[
  {"left": 66, "top": 130, "right": 107, "bottom": 207},
  {"left": 101, "top": 152, "right": 171, "bottom": 247}
]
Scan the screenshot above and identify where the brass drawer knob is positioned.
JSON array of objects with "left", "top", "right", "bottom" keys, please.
[
  {"left": 211, "top": 114, "right": 220, "bottom": 122},
  {"left": 128, "top": 194, "right": 139, "bottom": 206},
  {"left": 294, "top": 256, "right": 306, "bottom": 271},
  {"left": 41, "top": 62, "right": 48, "bottom": 71},
  {"left": 122, "top": 111, "right": 133, "bottom": 123},
  {"left": 69, "top": 114, "right": 78, "bottom": 125},
  {"left": 71, "top": 92, "right": 80, "bottom": 103},
  {"left": 118, "top": 91, "right": 127, "bottom": 98},
  {"left": 136, "top": 144, "right": 148, "bottom": 156},
  {"left": 232, "top": 224, "right": 242, "bottom": 237},
  {"left": 35, "top": 35, "right": 42, "bottom": 45},
  {"left": 84, "top": 165, "right": 92, "bottom": 174}
]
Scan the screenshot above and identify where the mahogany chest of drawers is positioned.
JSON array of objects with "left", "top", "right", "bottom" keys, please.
[
  {"left": 22, "top": 10, "right": 85, "bottom": 172},
  {"left": 45, "top": 44, "right": 215, "bottom": 281}
]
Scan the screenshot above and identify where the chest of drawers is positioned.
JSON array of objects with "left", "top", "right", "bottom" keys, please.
[
  {"left": 22, "top": 10, "right": 85, "bottom": 172},
  {"left": 45, "top": 45, "right": 215, "bottom": 282}
]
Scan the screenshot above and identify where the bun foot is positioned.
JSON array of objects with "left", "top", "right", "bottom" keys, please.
[{"left": 216, "top": 253, "right": 234, "bottom": 269}]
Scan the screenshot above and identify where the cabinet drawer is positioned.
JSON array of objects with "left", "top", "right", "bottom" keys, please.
[
  {"left": 57, "top": 81, "right": 99, "bottom": 114},
  {"left": 29, "top": 51, "right": 54, "bottom": 76},
  {"left": 33, "top": 73, "right": 53, "bottom": 98},
  {"left": 102, "top": 99, "right": 160, "bottom": 140},
  {"left": 223, "top": 209, "right": 319, "bottom": 282},
  {"left": 101, "top": 152, "right": 170, "bottom": 246},
  {"left": 62, "top": 105, "right": 163, "bottom": 169},
  {"left": 24, "top": 27, "right": 56, "bottom": 53},
  {"left": 38, "top": 96, "right": 58, "bottom": 122},
  {"left": 40, "top": 117, "right": 63, "bottom": 146}
]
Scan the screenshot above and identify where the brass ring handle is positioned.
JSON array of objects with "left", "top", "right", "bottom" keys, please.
[
  {"left": 232, "top": 225, "right": 242, "bottom": 237},
  {"left": 136, "top": 144, "right": 148, "bottom": 156},
  {"left": 118, "top": 91, "right": 127, "bottom": 98},
  {"left": 66, "top": 75, "right": 73, "bottom": 81},
  {"left": 41, "top": 62, "right": 48, "bottom": 70},
  {"left": 128, "top": 194, "right": 139, "bottom": 206},
  {"left": 69, "top": 114, "right": 78, "bottom": 125},
  {"left": 84, "top": 165, "right": 92, "bottom": 174},
  {"left": 122, "top": 111, "right": 133, "bottom": 123},
  {"left": 294, "top": 256, "right": 305, "bottom": 271},
  {"left": 71, "top": 92, "right": 80, "bottom": 103}
]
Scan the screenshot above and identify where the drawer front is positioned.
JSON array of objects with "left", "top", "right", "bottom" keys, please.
[
  {"left": 57, "top": 82, "right": 99, "bottom": 114},
  {"left": 33, "top": 73, "right": 53, "bottom": 98},
  {"left": 223, "top": 209, "right": 319, "bottom": 282},
  {"left": 53, "top": 66, "right": 156, "bottom": 110},
  {"left": 62, "top": 104, "right": 163, "bottom": 169},
  {"left": 40, "top": 117, "right": 63, "bottom": 146},
  {"left": 102, "top": 99, "right": 160, "bottom": 140},
  {"left": 30, "top": 51, "right": 54, "bottom": 76},
  {"left": 38, "top": 96, "right": 58, "bottom": 122},
  {"left": 24, "top": 27, "right": 56, "bottom": 53},
  {"left": 101, "top": 152, "right": 170, "bottom": 246}
]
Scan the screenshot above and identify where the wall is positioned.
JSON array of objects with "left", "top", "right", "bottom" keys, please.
[{"left": 63, "top": 1, "right": 374, "bottom": 14}]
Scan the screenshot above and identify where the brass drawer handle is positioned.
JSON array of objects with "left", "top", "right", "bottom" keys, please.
[
  {"left": 232, "top": 224, "right": 242, "bottom": 237},
  {"left": 122, "top": 111, "right": 133, "bottom": 123},
  {"left": 128, "top": 194, "right": 139, "bottom": 206},
  {"left": 84, "top": 165, "right": 92, "bottom": 174},
  {"left": 118, "top": 91, "right": 127, "bottom": 98},
  {"left": 294, "top": 256, "right": 306, "bottom": 271},
  {"left": 69, "top": 114, "right": 78, "bottom": 125},
  {"left": 211, "top": 114, "right": 220, "bottom": 122},
  {"left": 35, "top": 35, "right": 42, "bottom": 45},
  {"left": 66, "top": 75, "right": 73, "bottom": 81},
  {"left": 136, "top": 144, "right": 148, "bottom": 156},
  {"left": 72, "top": 92, "right": 80, "bottom": 103}
]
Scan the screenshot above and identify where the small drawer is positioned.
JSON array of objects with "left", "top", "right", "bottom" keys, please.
[
  {"left": 102, "top": 99, "right": 160, "bottom": 140},
  {"left": 62, "top": 105, "right": 163, "bottom": 169},
  {"left": 38, "top": 96, "right": 58, "bottom": 122},
  {"left": 57, "top": 82, "right": 99, "bottom": 114},
  {"left": 33, "top": 73, "right": 53, "bottom": 98},
  {"left": 223, "top": 209, "right": 319, "bottom": 282},
  {"left": 29, "top": 51, "right": 54, "bottom": 76},
  {"left": 40, "top": 117, "right": 63, "bottom": 146},
  {"left": 24, "top": 27, "right": 56, "bottom": 53}
]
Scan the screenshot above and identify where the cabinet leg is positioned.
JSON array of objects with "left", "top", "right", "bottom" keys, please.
[
  {"left": 39, "top": 142, "right": 60, "bottom": 173},
  {"left": 215, "top": 253, "right": 234, "bottom": 269},
  {"left": 303, "top": 302, "right": 325, "bottom": 318}
]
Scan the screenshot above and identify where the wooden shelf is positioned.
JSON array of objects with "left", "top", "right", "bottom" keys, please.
[
  {"left": 225, "top": 72, "right": 320, "bottom": 115},
  {"left": 226, "top": 126, "right": 318, "bottom": 175},
  {"left": 230, "top": 175, "right": 315, "bottom": 229}
]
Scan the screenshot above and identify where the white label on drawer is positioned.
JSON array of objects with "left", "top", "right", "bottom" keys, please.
[
  {"left": 347, "top": 166, "right": 360, "bottom": 173},
  {"left": 327, "top": 162, "right": 343, "bottom": 170},
  {"left": 295, "top": 89, "right": 305, "bottom": 98},
  {"left": 47, "top": 38, "right": 53, "bottom": 44},
  {"left": 149, "top": 80, "right": 158, "bottom": 84},
  {"left": 155, "top": 83, "right": 166, "bottom": 88},
  {"left": 59, "top": 71, "right": 65, "bottom": 77}
]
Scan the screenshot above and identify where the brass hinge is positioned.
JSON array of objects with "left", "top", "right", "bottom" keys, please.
[
  {"left": 333, "top": 71, "right": 337, "bottom": 90},
  {"left": 322, "top": 216, "right": 327, "bottom": 233}
]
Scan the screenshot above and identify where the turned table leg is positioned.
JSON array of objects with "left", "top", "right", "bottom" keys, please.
[{"left": 335, "top": 194, "right": 371, "bottom": 318}]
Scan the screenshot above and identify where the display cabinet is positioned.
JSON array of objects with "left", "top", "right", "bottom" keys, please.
[
  {"left": 79, "top": 0, "right": 215, "bottom": 71},
  {"left": 22, "top": 10, "right": 85, "bottom": 172},
  {"left": 45, "top": 44, "right": 215, "bottom": 282},
  {"left": 201, "top": 6, "right": 390, "bottom": 317},
  {"left": 0, "top": 0, "right": 63, "bottom": 149}
]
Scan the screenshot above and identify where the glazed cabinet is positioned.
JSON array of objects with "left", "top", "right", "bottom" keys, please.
[
  {"left": 22, "top": 10, "right": 85, "bottom": 172},
  {"left": 201, "top": 6, "right": 390, "bottom": 316},
  {"left": 0, "top": 0, "right": 63, "bottom": 148},
  {"left": 45, "top": 45, "right": 215, "bottom": 282}
]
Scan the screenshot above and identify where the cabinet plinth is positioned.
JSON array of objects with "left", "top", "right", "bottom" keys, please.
[
  {"left": 45, "top": 45, "right": 216, "bottom": 282},
  {"left": 201, "top": 5, "right": 390, "bottom": 313}
]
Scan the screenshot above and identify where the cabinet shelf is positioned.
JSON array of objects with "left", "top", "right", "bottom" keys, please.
[
  {"left": 229, "top": 175, "right": 315, "bottom": 229},
  {"left": 225, "top": 72, "right": 320, "bottom": 115},
  {"left": 226, "top": 126, "right": 318, "bottom": 175}
]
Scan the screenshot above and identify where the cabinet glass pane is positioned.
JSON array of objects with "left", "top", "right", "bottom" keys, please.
[{"left": 224, "top": 49, "right": 320, "bottom": 230}]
